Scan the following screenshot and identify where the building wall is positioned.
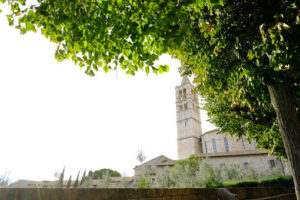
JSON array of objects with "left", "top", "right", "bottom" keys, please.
[
  {"left": 177, "top": 137, "right": 202, "bottom": 159},
  {"left": 206, "top": 155, "right": 286, "bottom": 176},
  {"left": 133, "top": 156, "right": 174, "bottom": 184},
  {"left": 201, "top": 130, "right": 256, "bottom": 154}
]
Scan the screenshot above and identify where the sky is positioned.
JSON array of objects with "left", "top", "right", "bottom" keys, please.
[{"left": 0, "top": 4, "right": 216, "bottom": 182}]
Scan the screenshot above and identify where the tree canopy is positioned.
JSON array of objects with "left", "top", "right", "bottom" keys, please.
[
  {"left": 87, "top": 168, "right": 121, "bottom": 179},
  {"left": 1, "top": 0, "right": 300, "bottom": 198}
]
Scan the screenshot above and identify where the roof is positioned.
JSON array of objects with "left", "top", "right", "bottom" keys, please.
[
  {"left": 198, "top": 149, "right": 269, "bottom": 158},
  {"left": 181, "top": 76, "right": 192, "bottom": 85},
  {"left": 201, "top": 128, "right": 221, "bottom": 136},
  {"left": 134, "top": 155, "right": 175, "bottom": 169},
  {"left": 9, "top": 176, "right": 134, "bottom": 188}
]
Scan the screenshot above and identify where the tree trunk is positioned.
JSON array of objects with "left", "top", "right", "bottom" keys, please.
[{"left": 267, "top": 84, "right": 300, "bottom": 200}]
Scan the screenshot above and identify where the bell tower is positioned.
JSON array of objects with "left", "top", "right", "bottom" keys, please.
[{"left": 175, "top": 76, "right": 202, "bottom": 160}]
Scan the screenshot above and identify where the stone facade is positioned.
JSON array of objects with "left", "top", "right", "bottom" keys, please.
[
  {"left": 133, "top": 155, "right": 175, "bottom": 185},
  {"left": 175, "top": 76, "right": 202, "bottom": 160}
]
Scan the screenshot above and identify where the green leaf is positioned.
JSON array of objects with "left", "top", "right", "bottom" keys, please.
[
  {"left": 74, "top": 42, "right": 81, "bottom": 52},
  {"left": 83, "top": 41, "right": 88, "bottom": 48},
  {"left": 145, "top": 66, "right": 150, "bottom": 74},
  {"left": 66, "top": 52, "right": 72, "bottom": 59},
  {"left": 103, "top": 65, "right": 109, "bottom": 73}
]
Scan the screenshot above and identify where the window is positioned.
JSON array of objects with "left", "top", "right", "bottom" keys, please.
[
  {"left": 179, "top": 105, "right": 183, "bottom": 111},
  {"left": 146, "top": 165, "right": 151, "bottom": 170},
  {"left": 151, "top": 177, "right": 156, "bottom": 183},
  {"left": 269, "top": 160, "right": 276, "bottom": 168},
  {"left": 224, "top": 137, "right": 229, "bottom": 152},
  {"left": 179, "top": 90, "right": 182, "bottom": 100},
  {"left": 184, "top": 103, "right": 188, "bottom": 110},
  {"left": 205, "top": 141, "right": 208, "bottom": 153},
  {"left": 183, "top": 88, "right": 187, "bottom": 99},
  {"left": 243, "top": 162, "right": 249, "bottom": 169},
  {"left": 212, "top": 139, "right": 217, "bottom": 152},
  {"left": 220, "top": 163, "right": 226, "bottom": 168},
  {"left": 184, "top": 121, "right": 187, "bottom": 127}
]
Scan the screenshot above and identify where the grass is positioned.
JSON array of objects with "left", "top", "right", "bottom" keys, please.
[{"left": 219, "top": 175, "right": 294, "bottom": 188}]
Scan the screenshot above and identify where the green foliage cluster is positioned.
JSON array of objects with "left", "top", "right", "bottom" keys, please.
[
  {"left": 220, "top": 175, "right": 294, "bottom": 188},
  {"left": 54, "top": 168, "right": 121, "bottom": 188},
  {"left": 87, "top": 168, "right": 121, "bottom": 180},
  {"left": 155, "top": 156, "right": 286, "bottom": 188},
  {"left": 1, "top": 0, "right": 299, "bottom": 160},
  {"left": 137, "top": 177, "right": 151, "bottom": 189}
]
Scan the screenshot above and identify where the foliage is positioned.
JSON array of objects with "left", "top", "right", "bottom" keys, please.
[
  {"left": 58, "top": 167, "right": 65, "bottom": 187},
  {"left": 87, "top": 168, "right": 121, "bottom": 180},
  {"left": 156, "top": 167, "right": 173, "bottom": 188},
  {"left": 119, "top": 176, "right": 131, "bottom": 188},
  {"left": 220, "top": 175, "right": 294, "bottom": 188},
  {"left": 80, "top": 169, "right": 86, "bottom": 186},
  {"left": 0, "top": 172, "right": 10, "bottom": 187},
  {"left": 1, "top": 0, "right": 299, "bottom": 160},
  {"left": 73, "top": 171, "right": 80, "bottom": 188},
  {"left": 155, "top": 156, "right": 275, "bottom": 188},
  {"left": 80, "top": 175, "right": 93, "bottom": 188},
  {"left": 136, "top": 149, "right": 146, "bottom": 164},
  {"left": 97, "top": 170, "right": 111, "bottom": 188},
  {"left": 66, "top": 175, "right": 72, "bottom": 188},
  {"left": 137, "top": 177, "right": 151, "bottom": 188}
]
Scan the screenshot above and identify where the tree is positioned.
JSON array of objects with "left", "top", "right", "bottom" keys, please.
[
  {"left": 1, "top": 0, "right": 300, "bottom": 198},
  {"left": 137, "top": 177, "right": 151, "bottom": 189},
  {"left": 66, "top": 175, "right": 72, "bottom": 188},
  {"left": 98, "top": 170, "right": 111, "bottom": 188},
  {"left": 80, "top": 169, "right": 86, "bottom": 186},
  {"left": 0, "top": 172, "right": 10, "bottom": 188},
  {"left": 73, "top": 171, "right": 80, "bottom": 188},
  {"left": 87, "top": 168, "right": 121, "bottom": 180},
  {"left": 136, "top": 149, "right": 146, "bottom": 164},
  {"left": 58, "top": 167, "right": 65, "bottom": 188}
]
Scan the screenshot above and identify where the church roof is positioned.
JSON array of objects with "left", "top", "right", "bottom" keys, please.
[
  {"left": 134, "top": 155, "right": 175, "bottom": 169},
  {"left": 198, "top": 149, "right": 268, "bottom": 158},
  {"left": 201, "top": 128, "right": 221, "bottom": 136},
  {"left": 181, "top": 76, "right": 192, "bottom": 85}
]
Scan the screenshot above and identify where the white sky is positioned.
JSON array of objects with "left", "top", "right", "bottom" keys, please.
[{"left": 0, "top": 5, "right": 216, "bottom": 182}]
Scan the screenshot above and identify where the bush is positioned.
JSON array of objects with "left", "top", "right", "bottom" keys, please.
[
  {"left": 137, "top": 177, "right": 151, "bottom": 188},
  {"left": 154, "top": 156, "right": 293, "bottom": 189},
  {"left": 220, "top": 175, "right": 294, "bottom": 188}
]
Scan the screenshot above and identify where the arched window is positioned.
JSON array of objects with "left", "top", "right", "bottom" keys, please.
[
  {"left": 212, "top": 138, "right": 217, "bottom": 152},
  {"left": 183, "top": 88, "right": 187, "bottom": 99},
  {"left": 179, "top": 105, "right": 183, "bottom": 111},
  {"left": 179, "top": 90, "right": 182, "bottom": 100},
  {"left": 184, "top": 103, "right": 188, "bottom": 110},
  {"left": 224, "top": 137, "right": 229, "bottom": 152},
  {"left": 243, "top": 162, "right": 249, "bottom": 169}
]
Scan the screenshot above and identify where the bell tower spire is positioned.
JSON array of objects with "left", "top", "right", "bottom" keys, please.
[{"left": 175, "top": 76, "right": 202, "bottom": 160}]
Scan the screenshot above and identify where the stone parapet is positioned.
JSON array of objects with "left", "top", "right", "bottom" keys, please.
[{"left": 0, "top": 187, "right": 295, "bottom": 200}]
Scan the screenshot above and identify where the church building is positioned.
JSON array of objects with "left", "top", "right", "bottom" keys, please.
[{"left": 134, "top": 76, "right": 291, "bottom": 184}]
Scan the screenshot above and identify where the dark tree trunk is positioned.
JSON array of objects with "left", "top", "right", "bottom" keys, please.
[{"left": 267, "top": 84, "right": 300, "bottom": 200}]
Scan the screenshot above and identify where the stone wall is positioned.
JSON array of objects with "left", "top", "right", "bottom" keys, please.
[
  {"left": 0, "top": 188, "right": 295, "bottom": 200},
  {"left": 201, "top": 130, "right": 256, "bottom": 154},
  {"left": 207, "top": 154, "right": 286, "bottom": 176}
]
